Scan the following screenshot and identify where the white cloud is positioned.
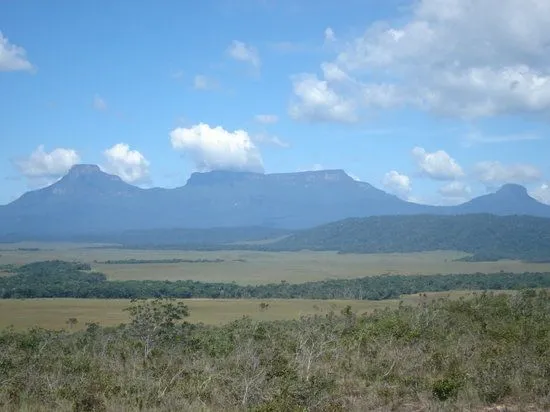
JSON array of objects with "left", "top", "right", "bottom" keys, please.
[
  {"left": 102, "top": 143, "right": 150, "bottom": 184},
  {"left": 292, "top": 0, "right": 550, "bottom": 121},
  {"left": 324, "top": 27, "right": 336, "bottom": 42},
  {"left": 93, "top": 94, "right": 107, "bottom": 111},
  {"left": 170, "top": 123, "right": 264, "bottom": 173},
  {"left": 530, "top": 183, "right": 550, "bottom": 204},
  {"left": 193, "top": 74, "right": 218, "bottom": 90},
  {"left": 438, "top": 181, "right": 472, "bottom": 202},
  {"left": 227, "top": 40, "right": 260, "bottom": 69},
  {"left": 288, "top": 63, "right": 404, "bottom": 122},
  {"left": 412, "top": 147, "right": 464, "bottom": 180},
  {"left": 321, "top": 62, "right": 350, "bottom": 83},
  {"left": 0, "top": 32, "right": 33, "bottom": 72},
  {"left": 473, "top": 161, "right": 542, "bottom": 185},
  {"left": 289, "top": 73, "right": 357, "bottom": 123},
  {"left": 382, "top": 170, "right": 412, "bottom": 198},
  {"left": 255, "top": 114, "right": 279, "bottom": 124},
  {"left": 14, "top": 145, "right": 80, "bottom": 185}
]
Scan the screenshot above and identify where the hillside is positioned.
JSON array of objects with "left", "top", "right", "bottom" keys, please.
[{"left": 264, "top": 214, "right": 550, "bottom": 262}]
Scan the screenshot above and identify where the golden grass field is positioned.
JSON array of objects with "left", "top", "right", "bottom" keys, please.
[
  {"left": 2, "top": 242, "right": 550, "bottom": 285},
  {"left": 0, "top": 291, "right": 501, "bottom": 331},
  {"left": 0, "top": 243, "right": 543, "bottom": 331}
]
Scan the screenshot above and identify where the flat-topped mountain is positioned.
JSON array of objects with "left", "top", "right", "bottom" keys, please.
[{"left": 0, "top": 165, "right": 549, "bottom": 239}]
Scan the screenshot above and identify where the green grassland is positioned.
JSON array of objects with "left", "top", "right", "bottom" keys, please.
[
  {"left": 0, "top": 291, "right": 512, "bottom": 331},
  {"left": 2, "top": 243, "right": 550, "bottom": 284}
]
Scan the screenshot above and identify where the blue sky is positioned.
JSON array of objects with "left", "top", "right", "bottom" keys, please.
[{"left": 1, "top": 0, "right": 550, "bottom": 206}]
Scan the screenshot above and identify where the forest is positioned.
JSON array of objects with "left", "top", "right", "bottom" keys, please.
[
  {"left": 1, "top": 260, "right": 550, "bottom": 300},
  {"left": 261, "top": 214, "right": 550, "bottom": 261},
  {"left": 0, "top": 291, "right": 548, "bottom": 410}
]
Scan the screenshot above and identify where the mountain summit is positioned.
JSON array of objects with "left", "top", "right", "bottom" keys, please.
[
  {"left": 496, "top": 183, "right": 529, "bottom": 197},
  {"left": 67, "top": 164, "right": 103, "bottom": 176},
  {"left": 453, "top": 183, "right": 548, "bottom": 216},
  {"left": 1, "top": 165, "right": 549, "bottom": 239}
]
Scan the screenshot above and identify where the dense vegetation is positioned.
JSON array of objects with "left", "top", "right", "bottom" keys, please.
[
  {"left": 259, "top": 214, "right": 550, "bottom": 262},
  {"left": 2, "top": 260, "right": 550, "bottom": 300},
  {"left": 1, "top": 291, "right": 549, "bottom": 410}
]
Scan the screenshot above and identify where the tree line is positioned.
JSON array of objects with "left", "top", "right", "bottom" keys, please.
[{"left": 1, "top": 260, "right": 550, "bottom": 300}]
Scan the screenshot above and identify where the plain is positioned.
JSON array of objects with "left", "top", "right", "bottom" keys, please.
[
  {"left": 0, "top": 291, "right": 505, "bottom": 331},
  {"left": 2, "top": 243, "right": 550, "bottom": 284}
]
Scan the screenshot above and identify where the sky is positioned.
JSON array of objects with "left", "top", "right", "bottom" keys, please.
[{"left": 1, "top": 0, "right": 550, "bottom": 206}]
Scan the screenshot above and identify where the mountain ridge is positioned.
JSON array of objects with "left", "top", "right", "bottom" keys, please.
[{"left": 1, "top": 164, "right": 549, "bottom": 238}]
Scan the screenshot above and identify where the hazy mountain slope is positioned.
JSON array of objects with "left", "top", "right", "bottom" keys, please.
[{"left": 264, "top": 214, "right": 550, "bottom": 261}]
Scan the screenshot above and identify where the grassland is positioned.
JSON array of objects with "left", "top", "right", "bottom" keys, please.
[
  {"left": 2, "top": 242, "right": 550, "bottom": 285},
  {"left": 0, "top": 291, "right": 511, "bottom": 331}
]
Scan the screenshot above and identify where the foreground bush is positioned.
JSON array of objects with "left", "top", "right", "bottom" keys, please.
[{"left": 0, "top": 291, "right": 549, "bottom": 411}]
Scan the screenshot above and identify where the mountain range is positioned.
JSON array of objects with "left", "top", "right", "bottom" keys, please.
[{"left": 1, "top": 164, "right": 549, "bottom": 239}]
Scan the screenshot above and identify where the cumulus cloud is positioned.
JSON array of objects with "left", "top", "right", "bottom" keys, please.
[
  {"left": 227, "top": 40, "right": 260, "bottom": 69},
  {"left": 438, "top": 181, "right": 472, "bottom": 203},
  {"left": 412, "top": 147, "right": 464, "bottom": 180},
  {"left": 382, "top": 170, "right": 412, "bottom": 198},
  {"left": 291, "top": 0, "right": 550, "bottom": 121},
  {"left": 193, "top": 74, "right": 218, "bottom": 90},
  {"left": 255, "top": 114, "right": 279, "bottom": 124},
  {"left": 102, "top": 143, "right": 150, "bottom": 184},
  {"left": 324, "top": 27, "right": 336, "bottom": 42},
  {"left": 170, "top": 123, "right": 264, "bottom": 173},
  {"left": 13, "top": 145, "right": 80, "bottom": 186},
  {"left": 289, "top": 73, "right": 357, "bottom": 123},
  {"left": 473, "top": 161, "right": 542, "bottom": 185},
  {"left": 93, "top": 94, "right": 107, "bottom": 111},
  {"left": 0, "top": 32, "right": 33, "bottom": 72},
  {"left": 531, "top": 183, "right": 550, "bottom": 204}
]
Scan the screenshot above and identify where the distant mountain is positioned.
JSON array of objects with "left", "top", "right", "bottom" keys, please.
[
  {"left": 451, "top": 184, "right": 550, "bottom": 216},
  {"left": 1, "top": 164, "right": 550, "bottom": 239},
  {"left": 263, "top": 214, "right": 550, "bottom": 262}
]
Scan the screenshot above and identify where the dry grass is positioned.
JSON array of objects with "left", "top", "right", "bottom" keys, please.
[
  {"left": 2, "top": 243, "right": 550, "bottom": 285},
  {"left": 0, "top": 291, "right": 506, "bottom": 331}
]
